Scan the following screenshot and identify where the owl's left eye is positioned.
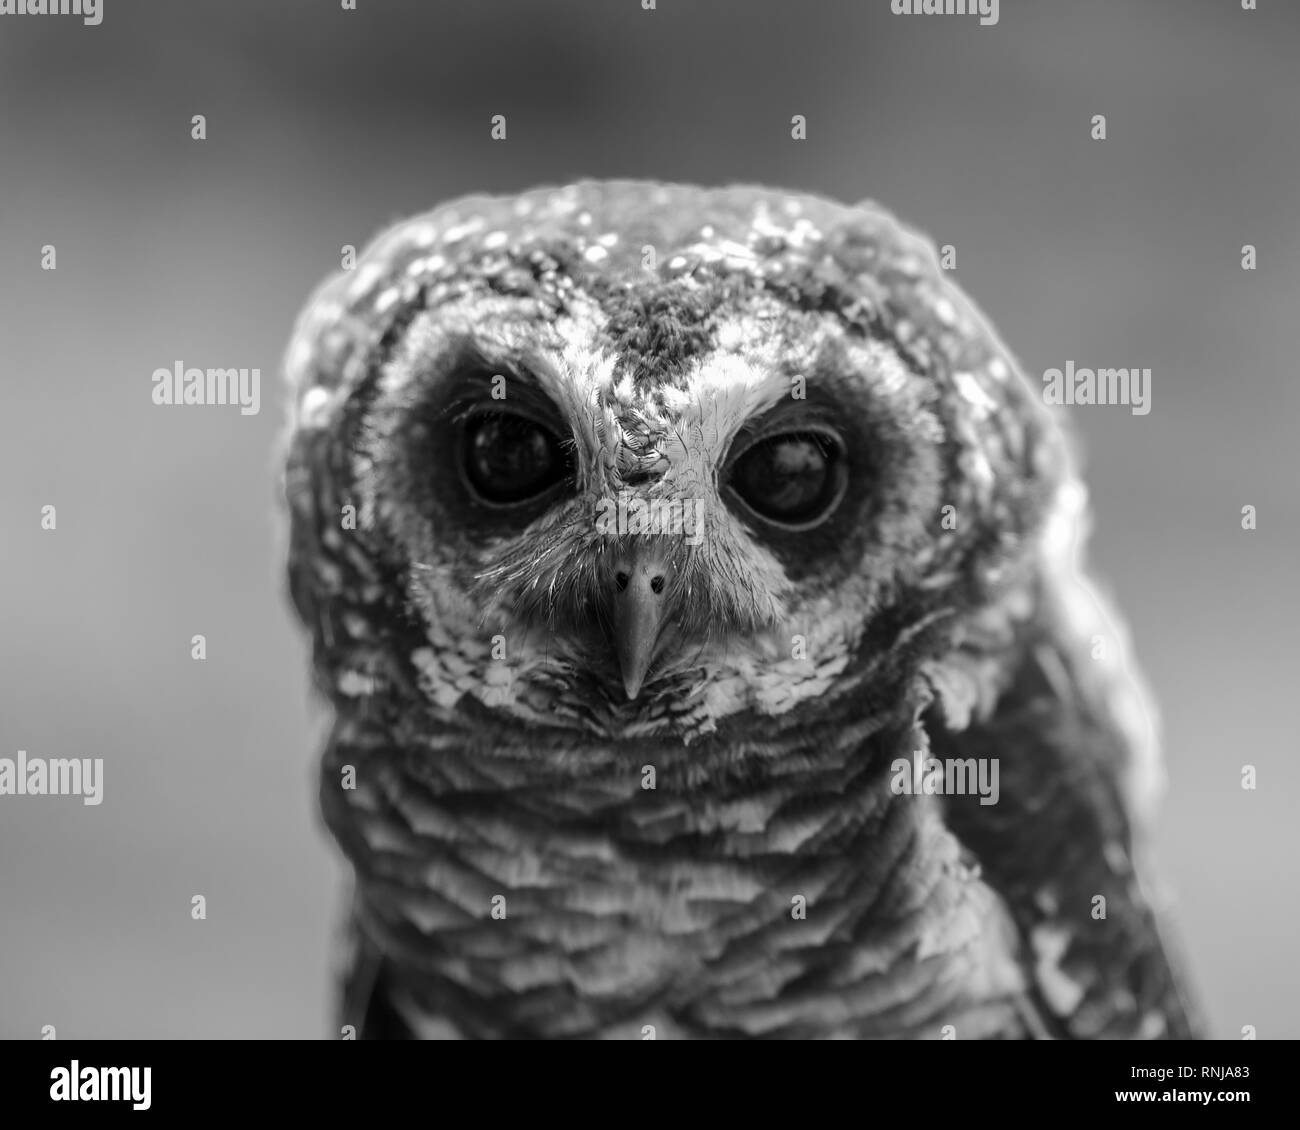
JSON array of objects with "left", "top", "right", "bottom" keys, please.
[
  {"left": 462, "top": 412, "right": 571, "bottom": 505},
  {"left": 725, "top": 429, "right": 847, "bottom": 528}
]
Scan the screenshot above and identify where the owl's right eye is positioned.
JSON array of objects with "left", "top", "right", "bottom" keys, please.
[
  {"left": 461, "top": 412, "right": 572, "bottom": 505},
  {"left": 724, "top": 429, "right": 847, "bottom": 529}
]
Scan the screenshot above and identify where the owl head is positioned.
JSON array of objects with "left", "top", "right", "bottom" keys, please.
[{"left": 283, "top": 181, "right": 1068, "bottom": 747}]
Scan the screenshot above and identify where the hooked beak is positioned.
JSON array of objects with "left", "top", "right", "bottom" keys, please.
[{"left": 611, "top": 544, "right": 675, "bottom": 701}]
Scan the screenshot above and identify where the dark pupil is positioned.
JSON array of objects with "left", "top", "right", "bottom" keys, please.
[
  {"left": 733, "top": 434, "right": 833, "bottom": 521},
  {"left": 466, "top": 415, "right": 558, "bottom": 502}
]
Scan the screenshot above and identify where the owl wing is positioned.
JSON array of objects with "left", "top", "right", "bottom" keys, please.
[
  {"left": 335, "top": 899, "right": 418, "bottom": 1040},
  {"left": 921, "top": 503, "right": 1202, "bottom": 1040}
]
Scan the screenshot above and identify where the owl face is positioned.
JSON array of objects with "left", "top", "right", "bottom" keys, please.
[{"left": 284, "top": 182, "right": 1063, "bottom": 744}]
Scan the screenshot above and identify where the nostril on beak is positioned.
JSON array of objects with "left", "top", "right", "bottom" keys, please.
[
  {"left": 609, "top": 539, "right": 681, "bottom": 700},
  {"left": 610, "top": 554, "right": 675, "bottom": 700}
]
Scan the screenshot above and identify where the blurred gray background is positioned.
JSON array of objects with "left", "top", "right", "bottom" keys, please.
[{"left": 1, "top": 0, "right": 1296, "bottom": 1038}]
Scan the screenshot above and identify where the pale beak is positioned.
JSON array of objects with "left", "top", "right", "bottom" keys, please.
[{"left": 611, "top": 544, "right": 675, "bottom": 700}]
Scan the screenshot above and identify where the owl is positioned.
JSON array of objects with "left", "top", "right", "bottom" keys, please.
[{"left": 281, "top": 181, "right": 1200, "bottom": 1039}]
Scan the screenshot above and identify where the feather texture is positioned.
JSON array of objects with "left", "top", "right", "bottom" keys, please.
[{"left": 282, "top": 181, "right": 1200, "bottom": 1038}]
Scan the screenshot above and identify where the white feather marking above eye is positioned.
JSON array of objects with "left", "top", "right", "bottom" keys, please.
[{"left": 682, "top": 353, "right": 786, "bottom": 449}]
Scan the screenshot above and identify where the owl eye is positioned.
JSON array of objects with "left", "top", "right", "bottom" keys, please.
[
  {"left": 462, "top": 412, "right": 570, "bottom": 505},
  {"left": 726, "top": 430, "right": 847, "bottom": 528}
]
